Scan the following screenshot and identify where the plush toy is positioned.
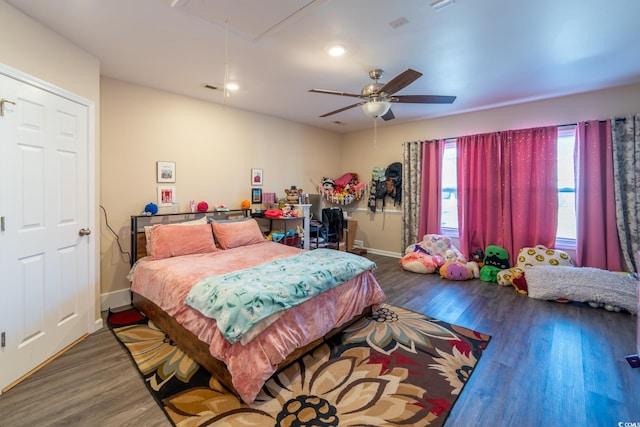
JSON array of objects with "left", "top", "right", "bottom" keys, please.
[
  {"left": 444, "top": 249, "right": 458, "bottom": 263},
  {"left": 144, "top": 202, "right": 158, "bottom": 215},
  {"left": 439, "top": 261, "right": 474, "bottom": 281},
  {"left": 496, "top": 245, "right": 574, "bottom": 293},
  {"left": 471, "top": 248, "right": 484, "bottom": 267},
  {"left": 400, "top": 249, "right": 438, "bottom": 274},
  {"left": 333, "top": 173, "right": 355, "bottom": 191},
  {"left": 321, "top": 177, "right": 334, "bottom": 191},
  {"left": 197, "top": 201, "right": 208, "bottom": 213},
  {"left": 467, "top": 261, "right": 480, "bottom": 278},
  {"left": 284, "top": 186, "right": 304, "bottom": 204},
  {"left": 479, "top": 245, "right": 510, "bottom": 282},
  {"left": 418, "top": 234, "right": 466, "bottom": 263},
  {"left": 241, "top": 199, "right": 251, "bottom": 209}
]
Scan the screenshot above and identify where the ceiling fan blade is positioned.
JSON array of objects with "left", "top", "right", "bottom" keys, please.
[
  {"left": 381, "top": 109, "right": 395, "bottom": 121},
  {"left": 319, "top": 102, "right": 362, "bottom": 118},
  {"left": 309, "top": 89, "right": 362, "bottom": 98},
  {"left": 393, "top": 94, "right": 457, "bottom": 104},
  {"left": 379, "top": 69, "right": 422, "bottom": 95}
]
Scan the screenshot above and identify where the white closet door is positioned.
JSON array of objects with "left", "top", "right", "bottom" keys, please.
[{"left": 0, "top": 71, "right": 91, "bottom": 392}]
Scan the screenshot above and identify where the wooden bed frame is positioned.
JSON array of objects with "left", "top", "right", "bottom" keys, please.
[
  {"left": 129, "top": 211, "right": 374, "bottom": 399},
  {"left": 132, "top": 292, "right": 372, "bottom": 398}
]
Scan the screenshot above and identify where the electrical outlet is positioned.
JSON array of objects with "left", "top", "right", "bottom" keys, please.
[{"left": 625, "top": 354, "right": 640, "bottom": 368}]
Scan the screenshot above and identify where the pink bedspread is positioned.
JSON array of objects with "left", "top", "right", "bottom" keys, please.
[{"left": 131, "top": 241, "right": 386, "bottom": 403}]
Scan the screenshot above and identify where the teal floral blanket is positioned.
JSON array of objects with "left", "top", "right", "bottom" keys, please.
[{"left": 184, "top": 249, "right": 376, "bottom": 344}]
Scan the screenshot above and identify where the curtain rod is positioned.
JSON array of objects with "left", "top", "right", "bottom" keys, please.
[
  {"left": 415, "top": 117, "right": 630, "bottom": 144},
  {"left": 560, "top": 117, "right": 627, "bottom": 127}
]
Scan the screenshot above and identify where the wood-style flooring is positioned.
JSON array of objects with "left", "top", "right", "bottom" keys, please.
[{"left": 0, "top": 253, "right": 638, "bottom": 426}]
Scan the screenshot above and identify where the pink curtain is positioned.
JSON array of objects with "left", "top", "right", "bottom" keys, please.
[
  {"left": 456, "top": 132, "right": 502, "bottom": 258},
  {"left": 501, "top": 127, "right": 558, "bottom": 259},
  {"left": 418, "top": 140, "right": 444, "bottom": 238},
  {"left": 456, "top": 127, "right": 558, "bottom": 261},
  {"left": 574, "top": 120, "right": 623, "bottom": 270}
]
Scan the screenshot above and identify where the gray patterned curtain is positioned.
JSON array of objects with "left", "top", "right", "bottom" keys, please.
[
  {"left": 402, "top": 141, "right": 422, "bottom": 252},
  {"left": 612, "top": 114, "right": 640, "bottom": 273}
]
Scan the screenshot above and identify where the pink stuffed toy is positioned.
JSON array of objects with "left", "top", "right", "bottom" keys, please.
[{"left": 400, "top": 248, "right": 438, "bottom": 274}]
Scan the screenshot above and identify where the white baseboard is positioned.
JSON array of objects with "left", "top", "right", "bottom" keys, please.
[
  {"left": 366, "top": 247, "right": 402, "bottom": 258},
  {"left": 101, "top": 288, "right": 132, "bottom": 312}
]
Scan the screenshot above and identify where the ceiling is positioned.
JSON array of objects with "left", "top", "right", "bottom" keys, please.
[{"left": 7, "top": 0, "right": 640, "bottom": 132}]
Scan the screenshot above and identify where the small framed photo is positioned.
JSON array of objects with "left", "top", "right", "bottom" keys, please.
[
  {"left": 157, "top": 161, "right": 176, "bottom": 183},
  {"left": 251, "top": 188, "right": 263, "bottom": 204},
  {"left": 158, "top": 186, "right": 176, "bottom": 207},
  {"left": 251, "top": 168, "right": 263, "bottom": 186}
]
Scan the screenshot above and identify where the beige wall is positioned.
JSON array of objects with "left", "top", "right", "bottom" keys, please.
[
  {"left": 100, "top": 78, "right": 343, "bottom": 295},
  {"left": 342, "top": 83, "right": 640, "bottom": 256},
  {"left": 0, "top": 1, "right": 101, "bottom": 319},
  {"left": 6, "top": 0, "right": 640, "bottom": 304},
  {"left": 0, "top": 2, "right": 99, "bottom": 101}
]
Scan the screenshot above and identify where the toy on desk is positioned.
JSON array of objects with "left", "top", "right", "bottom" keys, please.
[
  {"left": 241, "top": 199, "right": 251, "bottom": 210},
  {"left": 189, "top": 200, "right": 196, "bottom": 213},
  {"left": 285, "top": 186, "right": 304, "bottom": 204}
]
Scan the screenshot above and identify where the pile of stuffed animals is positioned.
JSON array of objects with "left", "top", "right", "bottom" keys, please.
[
  {"left": 319, "top": 173, "right": 367, "bottom": 205},
  {"left": 401, "top": 234, "right": 481, "bottom": 280},
  {"left": 400, "top": 236, "right": 635, "bottom": 314},
  {"left": 400, "top": 235, "right": 573, "bottom": 287}
]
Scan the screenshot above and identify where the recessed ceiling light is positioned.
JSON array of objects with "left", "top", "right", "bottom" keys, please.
[
  {"left": 327, "top": 44, "right": 347, "bottom": 57},
  {"left": 225, "top": 83, "right": 239, "bottom": 91}
]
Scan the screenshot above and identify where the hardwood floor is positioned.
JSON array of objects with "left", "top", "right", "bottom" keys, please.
[{"left": 0, "top": 253, "right": 638, "bottom": 426}]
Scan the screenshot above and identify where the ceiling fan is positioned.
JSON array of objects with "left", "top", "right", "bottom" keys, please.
[{"left": 309, "top": 68, "right": 456, "bottom": 121}]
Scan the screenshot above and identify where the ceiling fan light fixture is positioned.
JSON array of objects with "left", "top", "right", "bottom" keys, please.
[{"left": 361, "top": 100, "right": 391, "bottom": 118}]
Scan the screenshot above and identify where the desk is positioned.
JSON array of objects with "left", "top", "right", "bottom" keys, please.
[{"left": 254, "top": 204, "right": 311, "bottom": 250}]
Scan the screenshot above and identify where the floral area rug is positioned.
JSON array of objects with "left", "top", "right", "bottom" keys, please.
[{"left": 107, "top": 304, "right": 490, "bottom": 426}]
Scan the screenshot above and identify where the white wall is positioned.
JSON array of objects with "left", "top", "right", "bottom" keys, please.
[{"left": 341, "top": 83, "right": 640, "bottom": 256}]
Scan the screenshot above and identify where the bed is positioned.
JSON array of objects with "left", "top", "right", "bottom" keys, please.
[{"left": 128, "top": 212, "right": 386, "bottom": 403}]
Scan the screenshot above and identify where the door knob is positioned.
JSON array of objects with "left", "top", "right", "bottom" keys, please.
[{"left": 79, "top": 228, "right": 91, "bottom": 236}]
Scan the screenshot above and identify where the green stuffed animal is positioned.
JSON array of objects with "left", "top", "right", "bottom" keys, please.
[{"left": 479, "top": 245, "right": 510, "bottom": 282}]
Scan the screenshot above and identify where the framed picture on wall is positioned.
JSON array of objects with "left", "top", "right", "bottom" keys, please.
[
  {"left": 251, "top": 168, "right": 263, "bottom": 186},
  {"left": 158, "top": 186, "right": 176, "bottom": 207},
  {"left": 252, "top": 188, "right": 262, "bottom": 204},
  {"left": 157, "top": 161, "right": 176, "bottom": 183}
]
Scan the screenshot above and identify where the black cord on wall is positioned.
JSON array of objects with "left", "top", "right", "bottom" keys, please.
[{"left": 100, "top": 205, "right": 131, "bottom": 264}]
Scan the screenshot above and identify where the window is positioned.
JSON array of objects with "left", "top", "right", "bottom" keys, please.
[
  {"left": 439, "top": 129, "right": 577, "bottom": 244},
  {"left": 556, "top": 125, "right": 576, "bottom": 242},
  {"left": 441, "top": 139, "right": 458, "bottom": 230}
]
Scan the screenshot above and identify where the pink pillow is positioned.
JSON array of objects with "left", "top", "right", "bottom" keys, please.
[
  {"left": 149, "top": 223, "right": 216, "bottom": 260},
  {"left": 211, "top": 218, "right": 265, "bottom": 249}
]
